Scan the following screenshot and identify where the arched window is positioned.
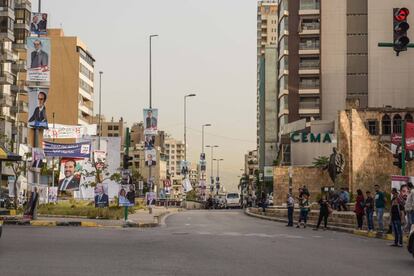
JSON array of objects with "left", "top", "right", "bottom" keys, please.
[
  {"left": 405, "top": 113, "right": 413, "bottom": 122},
  {"left": 382, "top": 115, "right": 391, "bottom": 135},
  {"left": 393, "top": 114, "right": 402, "bottom": 134}
]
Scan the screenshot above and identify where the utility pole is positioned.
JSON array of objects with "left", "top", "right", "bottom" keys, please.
[{"left": 98, "top": 71, "right": 103, "bottom": 150}]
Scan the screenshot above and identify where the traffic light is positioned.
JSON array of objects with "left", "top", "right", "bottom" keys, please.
[
  {"left": 123, "top": 154, "right": 133, "bottom": 169},
  {"left": 394, "top": 7, "right": 410, "bottom": 55}
]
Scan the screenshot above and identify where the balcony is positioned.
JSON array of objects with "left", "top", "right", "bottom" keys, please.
[
  {"left": 11, "top": 80, "right": 28, "bottom": 93},
  {"left": 11, "top": 61, "right": 27, "bottom": 72},
  {"left": 0, "top": 48, "right": 13, "bottom": 62},
  {"left": 299, "top": 101, "right": 320, "bottom": 109},
  {"left": 0, "top": 93, "right": 13, "bottom": 107},
  {"left": 299, "top": 43, "right": 320, "bottom": 55},
  {"left": 0, "top": 28, "right": 14, "bottom": 42},
  {"left": 299, "top": 22, "right": 320, "bottom": 35},
  {"left": 12, "top": 42, "right": 27, "bottom": 51},
  {"left": 15, "top": 0, "right": 32, "bottom": 10},
  {"left": 299, "top": 61, "right": 320, "bottom": 74},
  {"left": 78, "top": 103, "right": 93, "bottom": 116},
  {"left": 0, "top": 71, "right": 14, "bottom": 85},
  {"left": 299, "top": 1, "right": 320, "bottom": 15},
  {"left": 10, "top": 102, "right": 29, "bottom": 114}
]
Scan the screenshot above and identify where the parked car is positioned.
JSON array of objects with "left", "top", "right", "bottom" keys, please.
[
  {"left": 408, "top": 225, "right": 414, "bottom": 258},
  {"left": 225, "top": 193, "right": 241, "bottom": 209}
]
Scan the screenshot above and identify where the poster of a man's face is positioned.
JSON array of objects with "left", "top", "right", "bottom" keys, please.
[
  {"left": 31, "top": 147, "right": 45, "bottom": 169},
  {"left": 28, "top": 88, "right": 48, "bottom": 129},
  {"left": 31, "top": 12, "right": 48, "bottom": 35},
  {"left": 143, "top": 109, "right": 158, "bottom": 135},
  {"left": 27, "top": 37, "right": 50, "bottom": 82},
  {"left": 94, "top": 183, "right": 109, "bottom": 208},
  {"left": 58, "top": 159, "right": 81, "bottom": 194},
  {"left": 145, "top": 135, "right": 155, "bottom": 149},
  {"left": 145, "top": 149, "right": 157, "bottom": 167},
  {"left": 118, "top": 185, "right": 135, "bottom": 207}
]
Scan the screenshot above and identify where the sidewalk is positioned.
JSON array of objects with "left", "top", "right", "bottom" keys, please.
[{"left": 1, "top": 207, "right": 180, "bottom": 228}]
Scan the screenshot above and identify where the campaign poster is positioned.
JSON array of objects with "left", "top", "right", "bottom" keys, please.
[
  {"left": 31, "top": 12, "right": 48, "bottom": 35},
  {"left": 31, "top": 147, "right": 45, "bottom": 169},
  {"left": 27, "top": 37, "right": 50, "bottom": 82},
  {"left": 94, "top": 183, "right": 109, "bottom": 208},
  {"left": 145, "top": 191, "right": 156, "bottom": 206},
  {"left": 28, "top": 87, "right": 48, "bottom": 129},
  {"left": 58, "top": 158, "right": 82, "bottom": 196},
  {"left": 145, "top": 148, "right": 157, "bottom": 167},
  {"left": 143, "top": 109, "right": 158, "bottom": 135},
  {"left": 145, "top": 135, "right": 155, "bottom": 149},
  {"left": 43, "top": 124, "right": 97, "bottom": 139},
  {"left": 180, "top": 160, "right": 190, "bottom": 175},
  {"left": 43, "top": 141, "right": 91, "bottom": 159},
  {"left": 48, "top": 187, "right": 58, "bottom": 203},
  {"left": 118, "top": 185, "right": 135, "bottom": 207},
  {"left": 93, "top": 150, "right": 107, "bottom": 170}
]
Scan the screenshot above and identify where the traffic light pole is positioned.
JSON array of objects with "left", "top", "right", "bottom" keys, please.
[
  {"left": 124, "top": 128, "right": 130, "bottom": 221},
  {"left": 402, "top": 120, "right": 406, "bottom": 176}
]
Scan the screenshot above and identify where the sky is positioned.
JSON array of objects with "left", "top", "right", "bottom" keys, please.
[{"left": 40, "top": 0, "right": 257, "bottom": 192}]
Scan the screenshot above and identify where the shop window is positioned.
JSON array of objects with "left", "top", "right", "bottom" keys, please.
[
  {"left": 393, "top": 114, "right": 402, "bottom": 134},
  {"left": 382, "top": 115, "right": 391, "bottom": 135}
]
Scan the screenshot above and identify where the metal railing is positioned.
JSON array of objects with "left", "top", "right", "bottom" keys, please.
[
  {"left": 299, "top": 61, "right": 320, "bottom": 69},
  {"left": 299, "top": 43, "right": 320, "bottom": 50},
  {"left": 299, "top": 102, "right": 320, "bottom": 109}
]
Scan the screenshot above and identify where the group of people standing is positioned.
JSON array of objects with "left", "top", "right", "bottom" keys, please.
[{"left": 285, "top": 183, "right": 414, "bottom": 248}]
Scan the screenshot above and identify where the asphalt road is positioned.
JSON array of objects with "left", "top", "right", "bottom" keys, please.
[{"left": 0, "top": 210, "right": 413, "bottom": 276}]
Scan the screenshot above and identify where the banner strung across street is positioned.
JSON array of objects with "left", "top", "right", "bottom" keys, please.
[
  {"left": 28, "top": 87, "right": 49, "bottom": 129},
  {"left": 94, "top": 183, "right": 109, "bottom": 208},
  {"left": 43, "top": 124, "right": 97, "bottom": 139},
  {"left": 143, "top": 108, "right": 158, "bottom": 135},
  {"left": 27, "top": 37, "right": 50, "bottom": 82},
  {"left": 30, "top": 12, "right": 48, "bottom": 35},
  {"left": 145, "top": 148, "right": 157, "bottom": 167},
  {"left": 43, "top": 141, "right": 91, "bottom": 158}
]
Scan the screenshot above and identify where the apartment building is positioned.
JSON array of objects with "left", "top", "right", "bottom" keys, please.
[
  {"left": 257, "top": 0, "right": 278, "bottom": 171},
  {"left": 164, "top": 137, "right": 185, "bottom": 184},
  {"left": 46, "top": 28, "right": 95, "bottom": 126}
]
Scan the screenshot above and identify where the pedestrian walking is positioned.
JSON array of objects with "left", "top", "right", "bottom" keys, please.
[
  {"left": 313, "top": 196, "right": 331, "bottom": 231},
  {"left": 338, "top": 188, "right": 349, "bottom": 211},
  {"left": 390, "top": 188, "right": 404, "bottom": 247},
  {"left": 297, "top": 194, "right": 310, "bottom": 228},
  {"left": 365, "top": 191, "right": 374, "bottom": 232},
  {"left": 374, "top": 184, "right": 386, "bottom": 233},
  {"left": 405, "top": 182, "right": 414, "bottom": 232},
  {"left": 354, "top": 189, "right": 365, "bottom": 230},
  {"left": 286, "top": 193, "right": 294, "bottom": 227}
]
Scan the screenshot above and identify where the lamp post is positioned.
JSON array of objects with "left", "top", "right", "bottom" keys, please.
[
  {"left": 98, "top": 71, "right": 103, "bottom": 150},
  {"left": 213, "top": 158, "right": 224, "bottom": 195},
  {"left": 201, "top": 124, "right": 211, "bottom": 154},
  {"left": 184, "top": 93, "right": 196, "bottom": 162},
  {"left": 149, "top": 34, "right": 158, "bottom": 108},
  {"left": 205, "top": 145, "right": 218, "bottom": 189}
]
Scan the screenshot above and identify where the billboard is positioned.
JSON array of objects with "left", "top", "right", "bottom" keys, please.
[
  {"left": 31, "top": 147, "right": 45, "bottom": 169},
  {"left": 94, "top": 183, "right": 109, "bottom": 208},
  {"left": 43, "top": 141, "right": 91, "bottom": 159},
  {"left": 143, "top": 109, "right": 158, "bottom": 135},
  {"left": 28, "top": 87, "right": 48, "bottom": 129},
  {"left": 43, "top": 124, "right": 97, "bottom": 139},
  {"left": 118, "top": 185, "right": 135, "bottom": 207},
  {"left": 58, "top": 158, "right": 82, "bottom": 194},
  {"left": 145, "top": 148, "right": 157, "bottom": 167},
  {"left": 27, "top": 37, "right": 50, "bottom": 82},
  {"left": 31, "top": 12, "right": 48, "bottom": 35}
]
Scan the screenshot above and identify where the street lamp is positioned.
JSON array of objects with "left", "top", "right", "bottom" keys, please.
[
  {"left": 184, "top": 93, "right": 196, "bottom": 162},
  {"left": 149, "top": 34, "right": 158, "bottom": 108},
  {"left": 205, "top": 145, "right": 219, "bottom": 183},
  {"left": 98, "top": 71, "right": 103, "bottom": 150},
  {"left": 201, "top": 124, "right": 211, "bottom": 154}
]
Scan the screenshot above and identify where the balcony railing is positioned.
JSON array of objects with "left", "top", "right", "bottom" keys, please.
[
  {"left": 299, "top": 43, "right": 320, "bottom": 50},
  {"left": 299, "top": 61, "right": 320, "bottom": 69},
  {"left": 299, "top": 102, "right": 320, "bottom": 109},
  {"left": 301, "top": 22, "right": 320, "bottom": 30},
  {"left": 299, "top": 82, "right": 320, "bottom": 89},
  {"left": 300, "top": 0, "right": 320, "bottom": 10}
]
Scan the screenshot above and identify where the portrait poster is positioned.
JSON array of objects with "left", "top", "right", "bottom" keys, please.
[
  {"left": 27, "top": 37, "right": 50, "bottom": 82},
  {"left": 31, "top": 147, "right": 45, "bottom": 169},
  {"left": 180, "top": 160, "right": 190, "bottom": 175},
  {"left": 28, "top": 87, "right": 49, "bottom": 129},
  {"left": 145, "top": 148, "right": 157, "bottom": 167},
  {"left": 58, "top": 158, "right": 83, "bottom": 196},
  {"left": 118, "top": 185, "right": 135, "bottom": 207},
  {"left": 31, "top": 12, "right": 48, "bottom": 35},
  {"left": 143, "top": 108, "right": 158, "bottom": 135},
  {"left": 94, "top": 183, "right": 109, "bottom": 208},
  {"left": 48, "top": 187, "right": 58, "bottom": 203}
]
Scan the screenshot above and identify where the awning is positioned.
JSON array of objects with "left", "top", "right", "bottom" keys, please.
[{"left": 0, "top": 146, "right": 22, "bottom": 162}]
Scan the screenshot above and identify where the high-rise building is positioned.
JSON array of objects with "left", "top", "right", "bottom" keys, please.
[
  {"left": 275, "top": 0, "right": 414, "bottom": 165},
  {"left": 46, "top": 28, "right": 95, "bottom": 126},
  {"left": 164, "top": 137, "right": 185, "bottom": 184},
  {"left": 257, "top": 0, "right": 278, "bottom": 172}
]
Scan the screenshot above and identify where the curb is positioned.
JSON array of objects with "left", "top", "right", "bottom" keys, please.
[{"left": 245, "top": 209, "right": 410, "bottom": 243}]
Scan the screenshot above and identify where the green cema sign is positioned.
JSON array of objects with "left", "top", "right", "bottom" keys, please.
[{"left": 290, "top": 133, "right": 333, "bottom": 143}]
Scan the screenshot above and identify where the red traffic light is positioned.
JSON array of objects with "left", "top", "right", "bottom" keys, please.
[{"left": 395, "top": 8, "right": 410, "bottom": 21}]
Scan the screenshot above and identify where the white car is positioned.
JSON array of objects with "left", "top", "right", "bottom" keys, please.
[{"left": 225, "top": 193, "right": 241, "bottom": 209}]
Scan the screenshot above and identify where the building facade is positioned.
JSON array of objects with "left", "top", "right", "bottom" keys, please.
[
  {"left": 164, "top": 137, "right": 185, "bottom": 185},
  {"left": 257, "top": 0, "right": 278, "bottom": 171},
  {"left": 46, "top": 28, "right": 95, "bottom": 126}
]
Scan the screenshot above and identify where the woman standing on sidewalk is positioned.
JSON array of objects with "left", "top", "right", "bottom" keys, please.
[
  {"left": 313, "top": 196, "right": 331, "bottom": 231},
  {"left": 390, "top": 188, "right": 404, "bottom": 247},
  {"left": 354, "top": 189, "right": 365, "bottom": 230},
  {"left": 365, "top": 191, "right": 374, "bottom": 232}
]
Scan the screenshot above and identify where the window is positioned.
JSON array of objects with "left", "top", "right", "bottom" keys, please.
[
  {"left": 0, "top": 16, "right": 14, "bottom": 32},
  {"left": 79, "top": 78, "right": 93, "bottom": 94},
  {"left": 108, "top": 126, "right": 113, "bottom": 130},
  {"left": 0, "top": 0, "right": 14, "bottom": 8},
  {"left": 393, "top": 114, "right": 402, "bottom": 134},
  {"left": 299, "top": 37, "right": 320, "bottom": 50},
  {"left": 14, "top": 28, "right": 29, "bottom": 44},
  {"left": 108, "top": 133, "right": 113, "bottom": 137},
  {"left": 299, "top": 96, "right": 320, "bottom": 109},
  {"left": 299, "top": 77, "right": 320, "bottom": 89},
  {"left": 80, "top": 64, "right": 94, "bottom": 80},
  {"left": 366, "top": 120, "right": 378, "bottom": 135},
  {"left": 113, "top": 126, "right": 119, "bottom": 131},
  {"left": 300, "top": 0, "right": 320, "bottom": 10},
  {"left": 382, "top": 115, "right": 391, "bottom": 135},
  {"left": 299, "top": 56, "right": 320, "bottom": 69},
  {"left": 14, "top": 9, "right": 31, "bottom": 24},
  {"left": 405, "top": 113, "right": 413, "bottom": 122},
  {"left": 113, "top": 133, "right": 119, "bottom": 137}
]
